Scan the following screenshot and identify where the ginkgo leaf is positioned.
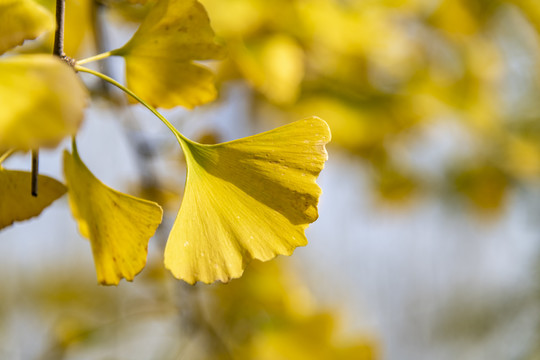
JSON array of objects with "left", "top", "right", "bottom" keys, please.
[
  {"left": 0, "top": 55, "right": 88, "bottom": 152},
  {"left": 0, "top": 0, "right": 54, "bottom": 54},
  {"left": 0, "top": 168, "right": 66, "bottom": 230},
  {"left": 63, "top": 145, "right": 163, "bottom": 285},
  {"left": 111, "top": 0, "right": 224, "bottom": 109},
  {"left": 123, "top": 57, "right": 217, "bottom": 109},
  {"left": 164, "top": 117, "right": 331, "bottom": 284}
]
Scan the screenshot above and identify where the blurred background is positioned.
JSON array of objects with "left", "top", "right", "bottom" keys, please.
[{"left": 3, "top": 0, "right": 540, "bottom": 358}]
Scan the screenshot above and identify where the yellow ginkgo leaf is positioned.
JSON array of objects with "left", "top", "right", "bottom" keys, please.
[
  {"left": 111, "top": 0, "right": 224, "bottom": 109},
  {"left": 0, "top": 0, "right": 54, "bottom": 54},
  {"left": 0, "top": 168, "right": 66, "bottom": 230},
  {"left": 124, "top": 57, "right": 217, "bottom": 109},
  {"left": 0, "top": 55, "right": 88, "bottom": 152},
  {"left": 63, "top": 145, "right": 163, "bottom": 285},
  {"left": 164, "top": 117, "right": 331, "bottom": 284}
]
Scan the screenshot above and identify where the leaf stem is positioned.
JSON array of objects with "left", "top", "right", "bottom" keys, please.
[
  {"left": 74, "top": 65, "right": 191, "bottom": 145},
  {"left": 71, "top": 136, "right": 80, "bottom": 157},
  {"left": 31, "top": 149, "right": 39, "bottom": 197},
  {"left": 0, "top": 149, "right": 14, "bottom": 166},
  {"left": 76, "top": 51, "right": 114, "bottom": 65}
]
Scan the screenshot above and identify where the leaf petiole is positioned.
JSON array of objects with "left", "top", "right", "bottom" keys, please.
[
  {"left": 74, "top": 65, "right": 192, "bottom": 145},
  {"left": 76, "top": 51, "right": 114, "bottom": 65}
]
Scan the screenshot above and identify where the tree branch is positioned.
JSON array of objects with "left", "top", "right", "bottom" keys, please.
[{"left": 53, "top": 0, "right": 65, "bottom": 57}]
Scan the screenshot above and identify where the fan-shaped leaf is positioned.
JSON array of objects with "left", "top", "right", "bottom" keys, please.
[
  {"left": 0, "top": 0, "right": 54, "bottom": 54},
  {"left": 164, "top": 117, "right": 331, "bottom": 284},
  {"left": 0, "top": 55, "right": 88, "bottom": 152},
  {"left": 111, "top": 0, "right": 224, "bottom": 109},
  {"left": 63, "top": 145, "right": 163, "bottom": 285},
  {"left": 0, "top": 169, "right": 66, "bottom": 230},
  {"left": 124, "top": 57, "right": 216, "bottom": 109}
]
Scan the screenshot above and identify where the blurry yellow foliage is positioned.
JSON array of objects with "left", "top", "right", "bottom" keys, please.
[
  {"left": 104, "top": 1, "right": 152, "bottom": 24},
  {"left": 0, "top": 54, "right": 87, "bottom": 152},
  {"left": 298, "top": 0, "right": 409, "bottom": 57},
  {"left": 429, "top": 0, "right": 480, "bottom": 37},
  {"left": 197, "top": 0, "right": 540, "bottom": 210},
  {"left": 63, "top": 0, "right": 95, "bottom": 57},
  {"left": 199, "top": 0, "right": 265, "bottom": 37},
  {"left": 25, "top": 0, "right": 95, "bottom": 57},
  {"left": 293, "top": 95, "right": 421, "bottom": 158},
  {"left": 373, "top": 164, "right": 419, "bottom": 203},
  {"left": 211, "top": 260, "right": 378, "bottom": 359},
  {"left": 504, "top": 136, "right": 540, "bottom": 180},
  {"left": 31, "top": 0, "right": 528, "bottom": 220},
  {"left": 248, "top": 313, "right": 375, "bottom": 360},
  {"left": 512, "top": 0, "right": 540, "bottom": 33},
  {"left": 234, "top": 34, "right": 305, "bottom": 105},
  {"left": 452, "top": 162, "right": 509, "bottom": 211},
  {"left": 294, "top": 96, "right": 372, "bottom": 153},
  {"left": 0, "top": 0, "right": 54, "bottom": 54}
]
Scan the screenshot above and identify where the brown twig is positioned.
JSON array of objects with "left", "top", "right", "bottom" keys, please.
[
  {"left": 53, "top": 0, "right": 65, "bottom": 57},
  {"left": 31, "top": 150, "right": 38, "bottom": 196},
  {"left": 32, "top": 0, "right": 66, "bottom": 196}
]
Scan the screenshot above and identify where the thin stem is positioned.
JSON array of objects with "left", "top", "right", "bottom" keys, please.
[
  {"left": 31, "top": 149, "right": 39, "bottom": 197},
  {"left": 74, "top": 65, "right": 191, "bottom": 144},
  {"left": 76, "top": 51, "right": 114, "bottom": 65},
  {"left": 31, "top": 148, "right": 39, "bottom": 196},
  {"left": 0, "top": 149, "right": 14, "bottom": 166}
]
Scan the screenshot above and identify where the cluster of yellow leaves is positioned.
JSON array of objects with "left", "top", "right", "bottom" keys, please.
[
  {"left": 199, "top": 0, "right": 540, "bottom": 211},
  {"left": 0, "top": 0, "right": 87, "bottom": 230},
  {"left": 0, "top": 0, "right": 330, "bottom": 285},
  {"left": 209, "top": 260, "right": 378, "bottom": 359}
]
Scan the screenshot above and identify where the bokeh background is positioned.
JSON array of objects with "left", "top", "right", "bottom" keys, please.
[{"left": 3, "top": 0, "right": 540, "bottom": 358}]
